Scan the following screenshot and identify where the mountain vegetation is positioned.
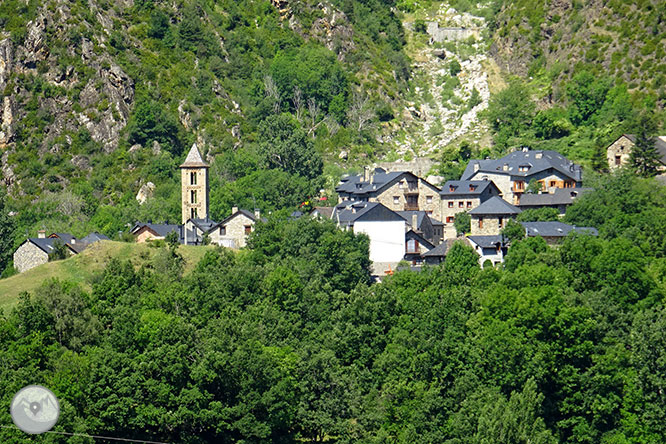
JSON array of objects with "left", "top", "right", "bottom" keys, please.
[{"left": 0, "top": 174, "right": 665, "bottom": 443}]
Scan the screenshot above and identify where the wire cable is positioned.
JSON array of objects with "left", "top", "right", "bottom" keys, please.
[{"left": 1, "top": 425, "right": 171, "bottom": 444}]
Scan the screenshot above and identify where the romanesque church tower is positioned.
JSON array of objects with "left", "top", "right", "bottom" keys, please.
[{"left": 180, "top": 143, "right": 209, "bottom": 223}]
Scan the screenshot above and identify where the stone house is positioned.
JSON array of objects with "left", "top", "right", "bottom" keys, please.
[
  {"left": 182, "top": 207, "right": 261, "bottom": 248},
  {"left": 606, "top": 134, "right": 666, "bottom": 171},
  {"left": 439, "top": 179, "right": 502, "bottom": 238},
  {"left": 14, "top": 230, "right": 109, "bottom": 273},
  {"left": 461, "top": 149, "right": 583, "bottom": 205},
  {"left": 336, "top": 168, "right": 442, "bottom": 220},
  {"left": 468, "top": 196, "right": 521, "bottom": 236}
]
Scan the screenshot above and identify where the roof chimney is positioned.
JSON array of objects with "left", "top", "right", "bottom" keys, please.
[
  {"left": 254, "top": 209, "right": 260, "bottom": 219},
  {"left": 38, "top": 230, "right": 46, "bottom": 239},
  {"left": 473, "top": 162, "right": 479, "bottom": 172},
  {"left": 503, "top": 163, "right": 508, "bottom": 171},
  {"left": 535, "top": 152, "right": 543, "bottom": 159},
  {"left": 412, "top": 214, "right": 418, "bottom": 230},
  {"left": 522, "top": 147, "right": 529, "bottom": 152},
  {"left": 232, "top": 206, "right": 239, "bottom": 214},
  {"left": 363, "top": 167, "right": 370, "bottom": 182}
]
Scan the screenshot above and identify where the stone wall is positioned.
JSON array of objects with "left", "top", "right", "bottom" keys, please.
[
  {"left": 373, "top": 178, "right": 442, "bottom": 220},
  {"left": 13, "top": 241, "right": 48, "bottom": 273},
  {"left": 606, "top": 135, "right": 634, "bottom": 170},
  {"left": 470, "top": 214, "right": 513, "bottom": 236},
  {"left": 213, "top": 213, "right": 255, "bottom": 248}
]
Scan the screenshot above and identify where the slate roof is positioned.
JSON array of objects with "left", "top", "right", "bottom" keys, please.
[
  {"left": 80, "top": 232, "right": 110, "bottom": 244},
  {"left": 467, "top": 235, "right": 507, "bottom": 248},
  {"left": 28, "top": 238, "right": 78, "bottom": 255},
  {"left": 461, "top": 149, "right": 582, "bottom": 182},
  {"left": 405, "top": 229, "right": 435, "bottom": 250},
  {"left": 468, "top": 196, "right": 521, "bottom": 215},
  {"left": 521, "top": 221, "right": 598, "bottom": 237},
  {"left": 439, "top": 180, "right": 498, "bottom": 196},
  {"left": 396, "top": 211, "right": 428, "bottom": 229},
  {"left": 336, "top": 169, "right": 439, "bottom": 197},
  {"left": 623, "top": 134, "right": 666, "bottom": 164},
  {"left": 179, "top": 143, "right": 209, "bottom": 168},
  {"left": 49, "top": 232, "right": 76, "bottom": 244},
  {"left": 518, "top": 188, "right": 593, "bottom": 207},
  {"left": 333, "top": 201, "right": 405, "bottom": 226},
  {"left": 336, "top": 168, "right": 405, "bottom": 196},
  {"left": 189, "top": 217, "right": 219, "bottom": 233},
  {"left": 422, "top": 241, "right": 449, "bottom": 257},
  {"left": 131, "top": 223, "right": 181, "bottom": 237},
  {"left": 311, "top": 206, "right": 334, "bottom": 219},
  {"left": 430, "top": 217, "right": 444, "bottom": 226}
]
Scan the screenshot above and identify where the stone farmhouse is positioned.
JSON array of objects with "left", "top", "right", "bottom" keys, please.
[
  {"left": 606, "top": 134, "right": 666, "bottom": 171},
  {"left": 13, "top": 231, "right": 109, "bottom": 273},
  {"left": 439, "top": 179, "right": 502, "bottom": 237},
  {"left": 461, "top": 149, "right": 583, "bottom": 205},
  {"left": 336, "top": 168, "right": 443, "bottom": 220},
  {"left": 469, "top": 196, "right": 521, "bottom": 236}
]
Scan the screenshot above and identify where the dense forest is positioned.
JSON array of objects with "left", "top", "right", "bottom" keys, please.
[{"left": 0, "top": 172, "right": 665, "bottom": 443}]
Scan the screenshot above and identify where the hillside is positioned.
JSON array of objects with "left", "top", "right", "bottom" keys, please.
[
  {"left": 492, "top": 0, "right": 666, "bottom": 99},
  {"left": 0, "top": 240, "right": 215, "bottom": 310}
]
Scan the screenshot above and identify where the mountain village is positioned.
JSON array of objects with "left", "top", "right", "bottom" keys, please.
[{"left": 19, "top": 134, "right": 666, "bottom": 277}]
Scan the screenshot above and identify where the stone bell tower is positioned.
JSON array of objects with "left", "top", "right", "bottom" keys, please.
[{"left": 180, "top": 143, "right": 209, "bottom": 224}]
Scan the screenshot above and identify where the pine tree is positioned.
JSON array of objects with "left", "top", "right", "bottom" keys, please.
[{"left": 630, "top": 113, "right": 661, "bottom": 177}]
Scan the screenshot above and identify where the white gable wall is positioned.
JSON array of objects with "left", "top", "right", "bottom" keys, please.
[{"left": 353, "top": 220, "right": 405, "bottom": 263}]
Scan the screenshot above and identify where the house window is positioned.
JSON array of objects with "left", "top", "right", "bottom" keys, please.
[
  {"left": 448, "top": 201, "right": 454, "bottom": 208},
  {"left": 407, "top": 195, "right": 418, "bottom": 208},
  {"left": 446, "top": 216, "right": 454, "bottom": 223},
  {"left": 498, "top": 217, "right": 503, "bottom": 228},
  {"left": 244, "top": 225, "right": 252, "bottom": 235},
  {"left": 467, "top": 201, "right": 472, "bottom": 208},
  {"left": 190, "top": 172, "right": 197, "bottom": 185},
  {"left": 406, "top": 239, "right": 419, "bottom": 253},
  {"left": 399, "top": 180, "right": 404, "bottom": 189},
  {"left": 426, "top": 210, "right": 433, "bottom": 216},
  {"left": 515, "top": 181, "right": 525, "bottom": 191},
  {"left": 478, "top": 217, "right": 484, "bottom": 229},
  {"left": 564, "top": 181, "right": 573, "bottom": 188},
  {"left": 191, "top": 190, "right": 197, "bottom": 204},
  {"left": 615, "top": 155, "right": 621, "bottom": 166},
  {"left": 459, "top": 201, "right": 464, "bottom": 208},
  {"left": 449, "top": 185, "right": 455, "bottom": 192},
  {"left": 550, "top": 181, "right": 556, "bottom": 187},
  {"left": 426, "top": 195, "right": 433, "bottom": 204},
  {"left": 469, "top": 185, "right": 476, "bottom": 191},
  {"left": 190, "top": 208, "right": 196, "bottom": 219},
  {"left": 393, "top": 196, "right": 400, "bottom": 205}
]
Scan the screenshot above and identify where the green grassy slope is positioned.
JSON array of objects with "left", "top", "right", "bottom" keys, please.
[{"left": 0, "top": 240, "right": 215, "bottom": 311}]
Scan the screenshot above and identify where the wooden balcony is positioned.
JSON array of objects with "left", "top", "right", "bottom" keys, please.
[{"left": 404, "top": 205, "right": 419, "bottom": 211}]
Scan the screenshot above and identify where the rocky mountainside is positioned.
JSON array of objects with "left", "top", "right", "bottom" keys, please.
[{"left": 491, "top": 0, "right": 666, "bottom": 103}]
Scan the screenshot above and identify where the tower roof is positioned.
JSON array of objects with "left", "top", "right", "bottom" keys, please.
[{"left": 179, "top": 143, "right": 209, "bottom": 168}]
